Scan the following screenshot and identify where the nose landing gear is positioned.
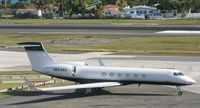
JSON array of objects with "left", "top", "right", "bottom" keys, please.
[{"left": 176, "top": 86, "right": 183, "bottom": 96}]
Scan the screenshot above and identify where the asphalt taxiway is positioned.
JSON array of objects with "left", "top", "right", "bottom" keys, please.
[
  {"left": 0, "top": 51, "right": 200, "bottom": 108},
  {"left": 0, "top": 85, "right": 200, "bottom": 108},
  {"left": 0, "top": 24, "right": 199, "bottom": 35}
]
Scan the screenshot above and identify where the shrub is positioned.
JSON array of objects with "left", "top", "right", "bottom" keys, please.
[
  {"left": 43, "top": 13, "right": 55, "bottom": 19},
  {"left": 124, "top": 14, "right": 132, "bottom": 19}
]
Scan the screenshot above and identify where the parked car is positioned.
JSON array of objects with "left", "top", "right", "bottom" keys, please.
[
  {"left": 84, "top": 13, "right": 95, "bottom": 18},
  {"left": 71, "top": 14, "right": 82, "bottom": 19}
]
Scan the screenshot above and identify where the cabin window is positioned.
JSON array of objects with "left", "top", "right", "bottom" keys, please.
[
  {"left": 117, "top": 73, "right": 122, "bottom": 77},
  {"left": 102, "top": 72, "right": 107, "bottom": 77},
  {"left": 142, "top": 74, "right": 146, "bottom": 78},
  {"left": 109, "top": 73, "right": 114, "bottom": 77},
  {"left": 125, "top": 74, "right": 130, "bottom": 78},
  {"left": 134, "top": 74, "right": 138, "bottom": 78}
]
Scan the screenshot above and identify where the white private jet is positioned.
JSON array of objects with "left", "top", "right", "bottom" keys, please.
[{"left": 16, "top": 42, "right": 196, "bottom": 95}]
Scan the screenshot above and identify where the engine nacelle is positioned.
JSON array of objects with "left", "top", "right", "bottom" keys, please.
[{"left": 62, "top": 62, "right": 88, "bottom": 66}]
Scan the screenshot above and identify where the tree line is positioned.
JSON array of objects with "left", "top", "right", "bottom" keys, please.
[{"left": 0, "top": 0, "right": 200, "bottom": 15}]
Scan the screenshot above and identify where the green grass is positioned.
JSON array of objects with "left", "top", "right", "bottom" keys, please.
[
  {"left": 0, "top": 34, "right": 68, "bottom": 45},
  {"left": 0, "top": 34, "right": 200, "bottom": 55},
  {"left": 0, "top": 83, "right": 23, "bottom": 90},
  {"left": 0, "top": 34, "right": 119, "bottom": 52},
  {"left": 0, "top": 19, "right": 200, "bottom": 25},
  {"left": 83, "top": 36, "right": 200, "bottom": 55},
  {"left": 0, "top": 93, "right": 10, "bottom": 99},
  {"left": 0, "top": 71, "right": 39, "bottom": 75}
]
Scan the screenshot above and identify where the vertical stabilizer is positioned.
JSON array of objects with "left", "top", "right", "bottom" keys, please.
[{"left": 17, "top": 42, "right": 54, "bottom": 72}]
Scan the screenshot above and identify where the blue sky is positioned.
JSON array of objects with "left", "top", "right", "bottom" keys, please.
[
  {"left": 0, "top": 0, "right": 18, "bottom": 3},
  {"left": 13, "top": 0, "right": 18, "bottom": 3},
  {"left": 13, "top": 0, "right": 17, "bottom": 3}
]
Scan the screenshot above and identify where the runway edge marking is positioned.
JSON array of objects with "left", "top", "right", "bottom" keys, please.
[{"left": 156, "top": 30, "right": 200, "bottom": 34}]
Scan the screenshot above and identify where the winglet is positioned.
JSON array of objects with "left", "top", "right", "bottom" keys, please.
[
  {"left": 23, "top": 77, "right": 38, "bottom": 91},
  {"left": 98, "top": 59, "right": 105, "bottom": 66}
]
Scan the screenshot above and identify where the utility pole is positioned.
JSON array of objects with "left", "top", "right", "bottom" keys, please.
[
  {"left": 4, "top": 0, "right": 7, "bottom": 9},
  {"left": 61, "top": 0, "right": 64, "bottom": 17}
]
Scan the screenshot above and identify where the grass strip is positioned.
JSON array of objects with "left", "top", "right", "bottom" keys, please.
[
  {"left": 0, "top": 71, "right": 39, "bottom": 75},
  {"left": 0, "top": 34, "right": 200, "bottom": 55},
  {"left": 0, "top": 19, "right": 200, "bottom": 25}
]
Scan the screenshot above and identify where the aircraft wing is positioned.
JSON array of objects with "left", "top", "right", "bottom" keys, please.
[
  {"left": 40, "top": 82, "right": 121, "bottom": 91},
  {"left": 24, "top": 77, "right": 121, "bottom": 91}
]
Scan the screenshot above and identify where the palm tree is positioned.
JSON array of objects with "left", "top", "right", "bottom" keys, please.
[
  {"left": 1, "top": 0, "right": 12, "bottom": 8},
  {"left": 31, "top": 0, "right": 55, "bottom": 12},
  {"left": 117, "top": 0, "right": 127, "bottom": 7},
  {"left": 12, "top": 0, "right": 32, "bottom": 9},
  {"left": 174, "top": 0, "right": 199, "bottom": 13},
  {"left": 64, "top": 0, "right": 91, "bottom": 14}
]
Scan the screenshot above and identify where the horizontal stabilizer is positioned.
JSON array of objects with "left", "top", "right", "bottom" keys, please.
[
  {"left": 17, "top": 42, "right": 44, "bottom": 51},
  {"left": 24, "top": 77, "right": 38, "bottom": 91}
]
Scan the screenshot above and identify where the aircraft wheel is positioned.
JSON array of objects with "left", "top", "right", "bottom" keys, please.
[
  {"left": 85, "top": 88, "right": 92, "bottom": 95},
  {"left": 178, "top": 91, "right": 183, "bottom": 96},
  {"left": 93, "top": 88, "right": 102, "bottom": 92}
]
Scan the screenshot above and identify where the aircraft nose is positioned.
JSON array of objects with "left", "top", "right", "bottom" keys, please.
[{"left": 184, "top": 77, "right": 196, "bottom": 85}]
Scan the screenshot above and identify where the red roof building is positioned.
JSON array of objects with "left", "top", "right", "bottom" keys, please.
[{"left": 103, "top": 4, "right": 122, "bottom": 18}]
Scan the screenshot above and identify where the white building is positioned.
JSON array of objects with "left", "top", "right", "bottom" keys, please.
[
  {"left": 124, "top": 5, "right": 161, "bottom": 19},
  {"left": 16, "top": 9, "right": 42, "bottom": 17}
]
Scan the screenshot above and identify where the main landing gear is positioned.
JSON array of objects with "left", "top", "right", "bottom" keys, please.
[
  {"left": 74, "top": 88, "right": 102, "bottom": 95},
  {"left": 85, "top": 88, "right": 92, "bottom": 95},
  {"left": 176, "top": 86, "right": 183, "bottom": 96},
  {"left": 85, "top": 88, "right": 102, "bottom": 95}
]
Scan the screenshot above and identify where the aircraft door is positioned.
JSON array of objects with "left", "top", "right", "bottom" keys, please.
[{"left": 72, "top": 66, "right": 77, "bottom": 76}]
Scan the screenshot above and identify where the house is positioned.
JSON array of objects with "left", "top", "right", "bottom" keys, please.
[
  {"left": 124, "top": 5, "right": 161, "bottom": 19},
  {"left": 16, "top": 8, "right": 42, "bottom": 17},
  {"left": 103, "top": 4, "right": 122, "bottom": 18}
]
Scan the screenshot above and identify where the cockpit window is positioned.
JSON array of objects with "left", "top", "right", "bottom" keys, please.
[
  {"left": 173, "top": 72, "right": 184, "bottom": 76},
  {"left": 178, "top": 72, "right": 184, "bottom": 76},
  {"left": 174, "top": 73, "right": 178, "bottom": 76}
]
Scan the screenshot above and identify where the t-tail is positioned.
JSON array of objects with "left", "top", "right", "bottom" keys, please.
[{"left": 17, "top": 42, "right": 54, "bottom": 72}]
